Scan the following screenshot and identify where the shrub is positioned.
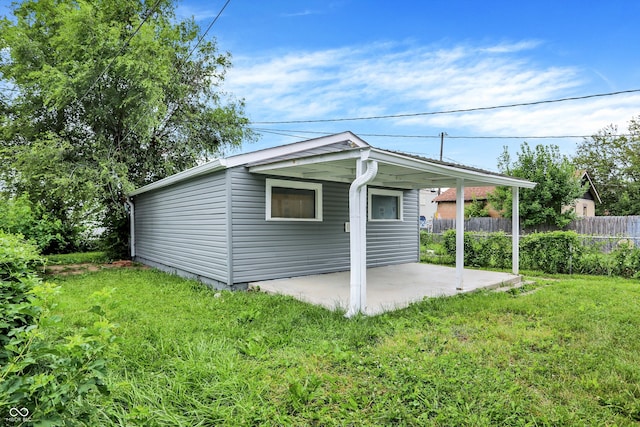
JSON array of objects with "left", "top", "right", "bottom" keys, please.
[
  {"left": 575, "top": 251, "right": 616, "bottom": 276},
  {"left": 609, "top": 245, "right": 640, "bottom": 278},
  {"left": 0, "top": 193, "right": 83, "bottom": 254},
  {"left": 520, "top": 231, "right": 582, "bottom": 274},
  {"left": 478, "top": 232, "right": 512, "bottom": 269},
  {"left": 0, "top": 231, "right": 43, "bottom": 364},
  {"left": 0, "top": 231, "right": 116, "bottom": 424},
  {"left": 434, "top": 229, "right": 640, "bottom": 277},
  {"left": 419, "top": 230, "right": 434, "bottom": 247},
  {"left": 443, "top": 230, "right": 482, "bottom": 266},
  {"left": 0, "top": 230, "right": 42, "bottom": 280}
]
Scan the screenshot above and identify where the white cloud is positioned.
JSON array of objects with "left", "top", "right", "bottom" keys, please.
[
  {"left": 479, "top": 40, "right": 542, "bottom": 54},
  {"left": 175, "top": 5, "right": 223, "bottom": 21},
  {"left": 225, "top": 40, "right": 640, "bottom": 141},
  {"left": 281, "top": 10, "right": 323, "bottom": 17}
]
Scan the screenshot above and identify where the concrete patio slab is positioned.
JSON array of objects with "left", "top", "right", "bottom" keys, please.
[{"left": 250, "top": 263, "right": 521, "bottom": 315}]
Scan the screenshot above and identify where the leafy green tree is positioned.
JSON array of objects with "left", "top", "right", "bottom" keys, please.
[
  {"left": 488, "top": 143, "right": 584, "bottom": 228},
  {"left": 573, "top": 116, "right": 640, "bottom": 215},
  {"left": 0, "top": 0, "right": 255, "bottom": 256},
  {"left": 464, "top": 197, "right": 490, "bottom": 218}
]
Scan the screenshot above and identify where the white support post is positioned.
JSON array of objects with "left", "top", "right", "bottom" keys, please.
[
  {"left": 346, "top": 156, "right": 378, "bottom": 317},
  {"left": 455, "top": 179, "right": 464, "bottom": 290},
  {"left": 512, "top": 186, "right": 520, "bottom": 275}
]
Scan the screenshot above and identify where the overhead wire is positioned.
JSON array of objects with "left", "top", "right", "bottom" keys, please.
[
  {"left": 251, "top": 88, "right": 640, "bottom": 124},
  {"left": 251, "top": 127, "right": 631, "bottom": 141},
  {"left": 4, "top": 0, "right": 633, "bottom": 154},
  {"left": 117, "top": 0, "right": 232, "bottom": 147},
  {"left": 185, "top": 0, "right": 231, "bottom": 60},
  {"left": 77, "top": 0, "right": 163, "bottom": 104}
]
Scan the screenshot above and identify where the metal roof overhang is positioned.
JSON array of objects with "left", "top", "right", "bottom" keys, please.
[{"left": 248, "top": 147, "right": 536, "bottom": 189}]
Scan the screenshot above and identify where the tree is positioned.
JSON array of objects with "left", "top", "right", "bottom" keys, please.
[
  {"left": 488, "top": 143, "right": 584, "bottom": 228},
  {"left": 0, "top": 0, "right": 255, "bottom": 256},
  {"left": 573, "top": 116, "right": 640, "bottom": 215},
  {"left": 464, "top": 197, "right": 490, "bottom": 218}
]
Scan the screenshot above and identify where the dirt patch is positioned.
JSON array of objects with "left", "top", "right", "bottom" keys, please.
[{"left": 44, "top": 260, "right": 149, "bottom": 276}]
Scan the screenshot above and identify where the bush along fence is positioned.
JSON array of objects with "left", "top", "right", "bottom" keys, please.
[
  {"left": 421, "top": 229, "right": 640, "bottom": 277},
  {"left": 432, "top": 216, "right": 640, "bottom": 252}
]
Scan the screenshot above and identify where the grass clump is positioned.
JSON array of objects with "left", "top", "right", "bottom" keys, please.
[{"left": 45, "top": 268, "right": 640, "bottom": 426}]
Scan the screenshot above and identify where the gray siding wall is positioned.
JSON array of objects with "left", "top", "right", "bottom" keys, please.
[
  {"left": 367, "top": 188, "right": 420, "bottom": 267},
  {"left": 133, "top": 171, "right": 229, "bottom": 285},
  {"left": 230, "top": 168, "right": 351, "bottom": 283},
  {"left": 230, "top": 168, "right": 419, "bottom": 283}
]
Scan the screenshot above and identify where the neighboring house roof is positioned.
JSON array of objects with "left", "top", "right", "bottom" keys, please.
[
  {"left": 432, "top": 171, "right": 602, "bottom": 205},
  {"left": 129, "top": 131, "right": 536, "bottom": 197},
  {"left": 432, "top": 186, "right": 496, "bottom": 203},
  {"left": 575, "top": 170, "right": 602, "bottom": 204}
]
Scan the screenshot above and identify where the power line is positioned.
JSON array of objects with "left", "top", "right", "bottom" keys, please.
[
  {"left": 251, "top": 88, "right": 640, "bottom": 124},
  {"left": 116, "top": 0, "right": 232, "bottom": 147},
  {"left": 255, "top": 128, "right": 311, "bottom": 139},
  {"left": 186, "top": 0, "right": 231, "bottom": 60},
  {"left": 251, "top": 127, "right": 631, "bottom": 140}
]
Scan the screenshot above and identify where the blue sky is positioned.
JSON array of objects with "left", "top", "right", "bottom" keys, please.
[
  {"left": 175, "top": 0, "right": 640, "bottom": 170},
  {"left": 1, "top": 0, "right": 637, "bottom": 170}
]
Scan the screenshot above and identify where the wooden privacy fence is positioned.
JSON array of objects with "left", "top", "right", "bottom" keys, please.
[{"left": 431, "top": 216, "right": 640, "bottom": 250}]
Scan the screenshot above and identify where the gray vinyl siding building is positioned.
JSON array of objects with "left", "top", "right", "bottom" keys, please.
[
  {"left": 131, "top": 164, "right": 419, "bottom": 290},
  {"left": 129, "top": 132, "right": 536, "bottom": 308}
]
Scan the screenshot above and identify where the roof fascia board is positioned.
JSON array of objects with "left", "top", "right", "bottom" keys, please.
[
  {"left": 248, "top": 148, "right": 365, "bottom": 174},
  {"left": 581, "top": 171, "right": 602, "bottom": 203},
  {"left": 129, "top": 131, "right": 368, "bottom": 196},
  {"left": 129, "top": 159, "right": 226, "bottom": 196},
  {"left": 227, "top": 131, "right": 368, "bottom": 168},
  {"left": 369, "top": 148, "right": 536, "bottom": 189}
]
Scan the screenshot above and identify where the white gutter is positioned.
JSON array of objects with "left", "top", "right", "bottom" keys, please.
[
  {"left": 125, "top": 197, "right": 135, "bottom": 258},
  {"left": 346, "top": 157, "right": 378, "bottom": 317}
]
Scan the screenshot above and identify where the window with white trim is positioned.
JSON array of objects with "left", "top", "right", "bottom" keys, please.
[
  {"left": 266, "top": 178, "right": 323, "bottom": 221},
  {"left": 368, "top": 188, "right": 403, "bottom": 221}
]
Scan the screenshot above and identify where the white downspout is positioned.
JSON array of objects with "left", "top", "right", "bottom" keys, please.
[
  {"left": 346, "top": 157, "right": 378, "bottom": 317},
  {"left": 125, "top": 197, "right": 135, "bottom": 258},
  {"left": 455, "top": 179, "right": 465, "bottom": 290}
]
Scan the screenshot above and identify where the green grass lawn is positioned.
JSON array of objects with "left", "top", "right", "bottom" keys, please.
[{"left": 47, "top": 267, "right": 640, "bottom": 426}]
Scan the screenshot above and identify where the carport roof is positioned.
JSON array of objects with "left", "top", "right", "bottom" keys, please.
[
  {"left": 248, "top": 135, "right": 535, "bottom": 190},
  {"left": 129, "top": 131, "right": 535, "bottom": 196}
]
